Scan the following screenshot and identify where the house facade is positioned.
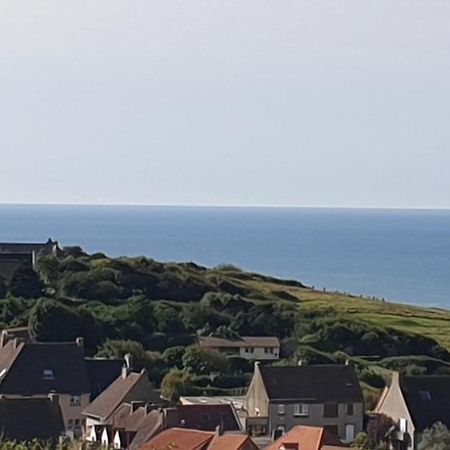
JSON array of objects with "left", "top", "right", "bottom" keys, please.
[
  {"left": 199, "top": 337, "right": 280, "bottom": 360},
  {"left": 244, "top": 362, "right": 364, "bottom": 441},
  {"left": 0, "top": 336, "right": 90, "bottom": 437},
  {"left": 375, "top": 372, "right": 450, "bottom": 450}
]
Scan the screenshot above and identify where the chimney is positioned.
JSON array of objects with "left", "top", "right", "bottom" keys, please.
[
  {"left": 124, "top": 353, "right": 133, "bottom": 370},
  {"left": 0, "top": 331, "right": 8, "bottom": 348},
  {"left": 48, "top": 393, "right": 59, "bottom": 404},
  {"left": 122, "top": 353, "right": 133, "bottom": 379},
  {"left": 76, "top": 337, "right": 84, "bottom": 351},
  {"left": 215, "top": 424, "right": 224, "bottom": 437}
]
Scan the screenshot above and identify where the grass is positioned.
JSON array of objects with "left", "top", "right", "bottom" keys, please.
[{"left": 232, "top": 274, "right": 450, "bottom": 350}]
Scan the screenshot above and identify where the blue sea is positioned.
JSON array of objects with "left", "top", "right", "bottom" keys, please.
[{"left": 0, "top": 205, "right": 449, "bottom": 308}]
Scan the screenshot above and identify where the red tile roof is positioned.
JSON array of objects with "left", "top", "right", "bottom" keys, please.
[
  {"left": 140, "top": 428, "right": 213, "bottom": 450},
  {"left": 265, "top": 426, "right": 344, "bottom": 450},
  {"left": 208, "top": 434, "right": 258, "bottom": 450}
]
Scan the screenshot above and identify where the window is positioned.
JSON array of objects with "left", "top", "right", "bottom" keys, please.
[
  {"left": 294, "top": 403, "right": 309, "bottom": 416},
  {"left": 324, "top": 403, "right": 338, "bottom": 418},
  {"left": 399, "top": 418, "right": 407, "bottom": 433},
  {"left": 42, "top": 369, "right": 54, "bottom": 380},
  {"left": 278, "top": 404, "right": 285, "bottom": 415},
  {"left": 345, "top": 424, "right": 355, "bottom": 442},
  {"left": 419, "top": 390, "right": 431, "bottom": 400},
  {"left": 68, "top": 419, "right": 73, "bottom": 429},
  {"left": 70, "top": 395, "right": 81, "bottom": 406},
  {"left": 347, "top": 403, "right": 354, "bottom": 415},
  {"left": 74, "top": 419, "right": 81, "bottom": 428}
]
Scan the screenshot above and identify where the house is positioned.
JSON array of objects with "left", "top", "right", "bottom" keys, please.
[
  {"left": 110, "top": 404, "right": 167, "bottom": 450},
  {"left": 199, "top": 336, "right": 280, "bottom": 360},
  {"left": 244, "top": 362, "right": 364, "bottom": 441},
  {"left": 139, "top": 427, "right": 258, "bottom": 450},
  {"left": 83, "top": 367, "right": 162, "bottom": 440},
  {"left": 175, "top": 403, "right": 242, "bottom": 432},
  {"left": 375, "top": 372, "right": 450, "bottom": 450},
  {"left": 0, "top": 395, "right": 65, "bottom": 443},
  {"left": 0, "top": 239, "right": 60, "bottom": 281},
  {"left": 265, "top": 425, "right": 346, "bottom": 450},
  {"left": 0, "top": 336, "right": 90, "bottom": 437}
]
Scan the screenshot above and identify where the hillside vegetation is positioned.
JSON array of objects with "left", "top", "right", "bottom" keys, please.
[{"left": 1, "top": 245, "right": 450, "bottom": 405}]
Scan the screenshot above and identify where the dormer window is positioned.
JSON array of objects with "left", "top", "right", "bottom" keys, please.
[
  {"left": 419, "top": 391, "right": 431, "bottom": 400},
  {"left": 43, "top": 369, "right": 55, "bottom": 380}
]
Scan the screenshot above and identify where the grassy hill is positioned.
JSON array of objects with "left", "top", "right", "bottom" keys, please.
[{"left": 1, "top": 246, "right": 450, "bottom": 405}]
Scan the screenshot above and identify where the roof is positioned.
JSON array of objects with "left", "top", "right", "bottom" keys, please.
[
  {"left": 176, "top": 403, "right": 241, "bottom": 431},
  {"left": 200, "top": 336, "right": 280, "bottom": 349},
  {"left": 128, "top": 409, "right": 165, "bottom": 450},
  {"left": 0, "top": 340, "right": 90, "bottom": 395},
  {"left": 83, "top": 370, "right": 160, "bottom": 421},
  {"left": 0, "top": 240, "right": 58, "bottom": 255},
  {"left": 265, "top": 425, "right": 343, "bottom": 450},
  {"left": 0, "top": 396, "right": 65, "bottom": 442},
  {"left": 400, "top": 375, "right": 450, "bottom": 430},
  {"left": 258, "top": 364, "right": 363, "bottom": 403},
  {"left": 140, "top": 428, "right": 214, "bottom": 450},
  {"left": 208, "top": 434, "right": 257, "bottom": 450},
  {"left": 85, "top": 358, "right": 123, "bottom": 399}
]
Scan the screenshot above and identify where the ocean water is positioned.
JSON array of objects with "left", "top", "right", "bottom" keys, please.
[{"left": 0, "top": 205, "right": 449, "bottom": 308}]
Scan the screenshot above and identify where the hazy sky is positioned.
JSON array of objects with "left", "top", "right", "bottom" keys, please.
[{"left": 1, "top": 0, "right": 450, "bottom": 207}]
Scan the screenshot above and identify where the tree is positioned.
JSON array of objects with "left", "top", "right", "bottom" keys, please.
[
  {"left": 182, "top": 345, "right": 229, "bottom": 375},
  {"left": 28, "top": 299, "right": 100, "bottom": 352},
  {"left": 160, "top": 369, "right": 195, "bottom": 402},
  {"left": 9, "top": 266, "right": 44, "bottom": 298},
  {"left": 418, "top": 422, "right": 450, "bottom": 450},
  {"left": 162, "top": 346, "right": 186, "bottom": 369},
  {"left": 351, "top": 432, "right": 377, "bottom": 450}
]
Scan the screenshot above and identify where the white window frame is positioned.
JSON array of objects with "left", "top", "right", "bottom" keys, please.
[
  {"left": 70, "top": 395, "right": 81, "bottom": 406},
  {"left": 278, "top": 404, "right": 285, "bottom": 415},
  {"left": 294, "top": 403, "right": 309, "bottom": 416}
]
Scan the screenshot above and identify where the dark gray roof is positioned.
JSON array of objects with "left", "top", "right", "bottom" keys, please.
[
  {"left": 0, "top": 240, "right": 59, "bottom": 255},
  {"left": 0, "top": 396, "right": 65, "bottom": 442},
  {"left": 0, "top": 340, "right": 90, "bottom": 395},
  {"left": 85, "top": 358, "right": 123, "bottom": 400},
  {"left": 259, "top": 364, "right": 363, "bottom": 403},
  {"left": 401, "top": 376, "right": 450, "bottom": 431}
]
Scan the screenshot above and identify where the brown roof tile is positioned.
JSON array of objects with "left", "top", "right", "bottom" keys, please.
[
  {"left": 83, "top": 371, "right": 160, "bottom": 421},
  {"left": 208, "top": 434, "right": 258, "bottom": 450},
  {"left": 140, "top": 428, "right": 214, "bottom": 450}
]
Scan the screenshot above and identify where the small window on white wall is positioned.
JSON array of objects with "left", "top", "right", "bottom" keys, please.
[
  {"left": 278, "top": 404, "right": 285, "bottom": 415},
  {"left": 294, "top": 403, "right": 309, "bottom": 416}
]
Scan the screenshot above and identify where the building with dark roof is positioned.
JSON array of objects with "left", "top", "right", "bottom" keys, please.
[
  {"left": 244, "top": 362, "right": 364, "bottom": 441},
  {"left": 0, "top": 239, "right": 60, "bottom": 286},
  {"left": 375, "top": 372, "right": 450, "bottom": 450},
  {"left": 199, "top": 336, "right": 280, "bottom": 360},
  {"left": 0, "top": 336, "right": 90, "bottom": 437},
  {"left": 0, "top": 395, "right": 65, "bottom": 443}
]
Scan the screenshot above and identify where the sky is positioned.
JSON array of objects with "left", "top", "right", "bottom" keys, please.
[{"left": 1, "top": 0, "right": 450, "bottom": 208}]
